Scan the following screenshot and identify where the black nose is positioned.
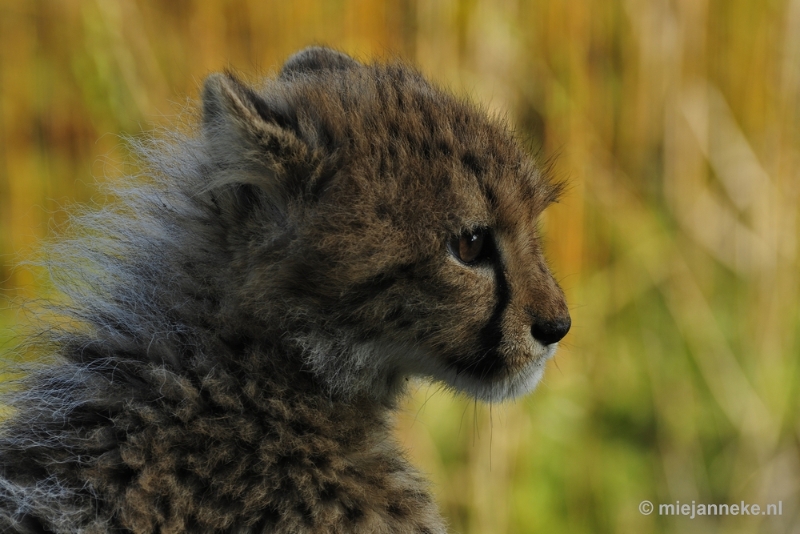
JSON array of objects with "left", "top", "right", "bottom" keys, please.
[{"left": 531, "top": 316, "right": 571, "bottom": 345}]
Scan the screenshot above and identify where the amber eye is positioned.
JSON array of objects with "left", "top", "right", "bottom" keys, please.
[{"left": 448, "top": 228, "right": 489, "bottom": 265}]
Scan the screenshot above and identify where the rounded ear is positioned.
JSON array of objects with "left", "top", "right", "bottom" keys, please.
[
  {"left": 202, "top": 72, "right": 293, "bottom": 133},
  {"left": 200, "top": 72, "right": 309, "bottom": 208},
  {"left": 202, "top": 72, "right": 253, "bottom": 129},
  {"left": 279, "top": 47, "right": 359, "bottom": 78}
]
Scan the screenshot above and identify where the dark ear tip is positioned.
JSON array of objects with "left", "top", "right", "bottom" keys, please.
[{"left": 280, "top": 46, "right": 359, "bottom": 78}]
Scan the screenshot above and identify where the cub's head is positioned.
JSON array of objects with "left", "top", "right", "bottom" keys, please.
[{"left": 200, "top": 47, "right": 570, "bottom": 402}]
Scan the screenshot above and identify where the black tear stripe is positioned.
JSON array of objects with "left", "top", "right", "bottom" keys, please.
[{"left": 458, "top": 239, "right": 510, "bottom": 380}]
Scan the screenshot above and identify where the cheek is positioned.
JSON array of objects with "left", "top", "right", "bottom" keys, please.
[
  {"left": 502, "top": 302, "right": 533, "bottom": 342},
  {"left": 412, "top": 264, "right": 497, "bottom": 348},
  {"left": 494, "top": 306, "right": 540, "bottom": 370}
]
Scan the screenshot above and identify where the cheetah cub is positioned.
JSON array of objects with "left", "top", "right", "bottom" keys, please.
[{"left": 0, "top": 47, "right": 570, "bottom": 533}]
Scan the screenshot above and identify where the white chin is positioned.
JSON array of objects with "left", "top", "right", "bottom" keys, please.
[
  {"left": 435, "top": 343, "right": 558, "bottom": 402},
  {"left": 349, "top": 337, "right": 558, "bottom": 403}
]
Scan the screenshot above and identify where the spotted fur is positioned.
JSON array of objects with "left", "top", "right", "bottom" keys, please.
[{"left": 0, "top": 47, "right": 569, "bottom": 533}]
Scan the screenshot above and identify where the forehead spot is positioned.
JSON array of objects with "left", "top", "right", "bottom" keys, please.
[
  {"left": 481, "top": 184, "right": 498, "bottom": 210},
  {"left": 461, "top": 151, "right": 485, "bottom": 176}
]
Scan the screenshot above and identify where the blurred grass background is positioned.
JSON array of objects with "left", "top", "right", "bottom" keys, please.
[{"left": 1, "top": 1, "right": 798, "bottom": 533}]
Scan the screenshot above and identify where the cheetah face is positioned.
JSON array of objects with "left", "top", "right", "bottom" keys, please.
[
  {"left": 427, "top": 222, "right": 570, "bottom": 401},
  {"left": 388, "top": 144, "right": 571, "bottom": 402},
  {"left": 201, "top": 47, "right": 570, "bottom": 402}
]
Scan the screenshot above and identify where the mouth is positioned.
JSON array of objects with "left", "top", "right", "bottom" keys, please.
[
  {"left": 363, "top": 334, "right": 558, "bottom": 402},
  {"left": 436, "top": 340, "right": 557, "bottom": 402}
]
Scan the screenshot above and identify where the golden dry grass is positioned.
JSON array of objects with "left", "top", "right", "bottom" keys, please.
[{"left": 1, "top": 1, "right": 798, "bottom": 532}]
